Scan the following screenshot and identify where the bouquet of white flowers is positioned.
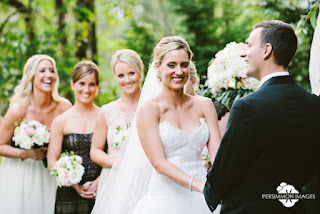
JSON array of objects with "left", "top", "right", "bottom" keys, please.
[
  {"left": 113, "top": 122, "right": 131, "bottom": 149},
  {"left": 206, "top": 42, "right": 260, "bottom": 110},
  {"left": 13, "top": 120, "right": 50, "bottom": 149},
  {"left": 50, "top": 151, "right": 85, "bottom": 187}
]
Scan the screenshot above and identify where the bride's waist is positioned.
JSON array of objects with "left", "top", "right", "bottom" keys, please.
[{"left": 166, "top": 153, "right": 202, "bottom": 164}]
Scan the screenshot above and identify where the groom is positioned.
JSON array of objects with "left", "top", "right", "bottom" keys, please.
[{"left": 204, "top": 20, "right": 320, "bottom": 213}]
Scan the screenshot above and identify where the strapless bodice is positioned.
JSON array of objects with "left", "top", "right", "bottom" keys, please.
[
  {"left": 159, "top": 118, "right": 209, "bottom": 161},
  {"left": 147, "top": 118, "right": 209, "bottom": 198}
]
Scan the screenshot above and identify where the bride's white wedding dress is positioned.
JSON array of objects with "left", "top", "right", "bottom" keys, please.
[
  {"left": 92, "top": 62, "right": 220, "bottom": 214},
  {"left": 133, "top": 118, "right": 221, "bottom": 214}
]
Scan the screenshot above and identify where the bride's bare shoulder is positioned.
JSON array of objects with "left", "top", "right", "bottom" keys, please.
[
  {"left": 191, "top": 95, "right": 212, "bottom": 106},
  {"left": 137, "top": 100, "right": 160, "bottom": 116}
]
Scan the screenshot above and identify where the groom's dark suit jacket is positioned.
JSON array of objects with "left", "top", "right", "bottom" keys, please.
[{"left": 204, "top": 75, "right": 320, "bottom": 214}]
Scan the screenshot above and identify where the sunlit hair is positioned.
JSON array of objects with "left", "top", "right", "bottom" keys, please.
[
  {"left": 10, "top": 54, "right": 61, "bottom": 106},
  {"left": 73, "top": 60, "right": 100, "bottom": 86},
  {"left": 189, "top": 61, "right": 200, "bottom": 94},
  {"left": 153, "top": 36, "right": 193, "bottom": 66},
  {"left": 110, "top": 49, "right": 144, "bottom": 81}
]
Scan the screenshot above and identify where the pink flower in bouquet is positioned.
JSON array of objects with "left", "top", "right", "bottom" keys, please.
[
  {"left": 26, "top": 127, "right": 36, "bottom": 136},
  {"left": 239, "top": 70, "right": 247, "bottom": 79}
]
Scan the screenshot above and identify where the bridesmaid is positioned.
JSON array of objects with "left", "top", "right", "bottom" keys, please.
[
  {"left": 0, "top": 54, "right": 72, "bottom": 214},
  {"left": 90, "top": 49, "right": 143, "bottom": 193},
  {"left": 47, "top": 61, "right": 102, "bottom": 214}
]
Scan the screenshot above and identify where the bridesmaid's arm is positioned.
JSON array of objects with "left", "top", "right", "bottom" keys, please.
[
  {"left": 47, "top": 114, "right": 65, "bottom": 170},
  {"left": 90, "top": 110, "right": 114, "bottom": 168},
  {"left": 201, "top": 98, "right": 222, "bottom": 164},
  {"left": 0, "top": 105, "right": 46, "bottom": 160},
  {"left": 136, "top": 102, "right": 204, "bottom": 193}
]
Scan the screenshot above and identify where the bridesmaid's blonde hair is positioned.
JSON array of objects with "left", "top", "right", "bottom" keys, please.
[
  {"left": 110, "top": 49, "right": 144, "bottom": 80},
  {"left": 189, "top": 61, "right": 200, "bottom": 94},
  {"left": 10, "top": 54, "right": 62, "bottom": 106}
]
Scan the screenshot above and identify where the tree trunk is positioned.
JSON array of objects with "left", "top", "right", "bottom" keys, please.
[
  {"left": 75, "top": 0, "right": 97, "bottom": 63},
  {"left": 55, "top": 0, "right": 67, "bottom": 49}
]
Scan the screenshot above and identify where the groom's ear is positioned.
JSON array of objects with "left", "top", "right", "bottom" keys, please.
[{"left": 263, "top": 43, "right": 273, "bottom": 60}]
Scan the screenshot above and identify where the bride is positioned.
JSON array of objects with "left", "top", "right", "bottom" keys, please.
[{"left": 92, "top": 36, "right": 222, "bottom": 213}]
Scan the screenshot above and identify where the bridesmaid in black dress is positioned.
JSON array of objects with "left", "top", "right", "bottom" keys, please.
[{"left": 48, "top": 61, "right": 102, "bottom": 214}]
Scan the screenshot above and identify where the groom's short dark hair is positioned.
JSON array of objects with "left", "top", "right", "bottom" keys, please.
[{"left": 253, "top": 20, "right": 297, "bottom": 69}]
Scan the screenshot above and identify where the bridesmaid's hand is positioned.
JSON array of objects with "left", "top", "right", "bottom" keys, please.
[
  {"left": 20, "top": 147, "right": 47, "bottom": 160},
  {"left": 86, "top": 178, "right": 100, "bottom": 199},
  {"left": 72, "top": 184, "right": 93, "bottom": 199}
]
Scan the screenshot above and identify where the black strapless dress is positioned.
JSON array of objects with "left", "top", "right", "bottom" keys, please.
[{"left": 55, "top": 133, "right": 102, "bottom": 214}]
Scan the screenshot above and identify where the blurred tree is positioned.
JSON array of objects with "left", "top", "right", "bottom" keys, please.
[
  {"left": 74, "top": 0, "right": 97, "bottom": 62},
  {"left": 1, "top": 0, "right": 37, "bottom": 52}
]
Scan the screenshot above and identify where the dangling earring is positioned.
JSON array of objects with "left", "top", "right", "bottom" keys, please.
[{"left": 157, "top": 72, "right": 161, "bottom": 79}]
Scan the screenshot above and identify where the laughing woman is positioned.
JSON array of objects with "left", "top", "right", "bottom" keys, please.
[
  {"left": 47, "top": 61, "right": 102, "bottom": 214},
  {"left": 0, "top": 54, "right": 72, "bottom": 214}
]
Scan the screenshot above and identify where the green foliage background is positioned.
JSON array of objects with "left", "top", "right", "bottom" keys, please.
[{"left": 0, "top": 0, "right": 318, "bottom": 115}]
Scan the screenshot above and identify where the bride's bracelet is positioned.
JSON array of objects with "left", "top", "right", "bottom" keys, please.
[
  {"left": 17, "top": 149, "right": 21, "bottom": 158},
  {"left": 189, "top": 177, "right": 194, "bottom": 191}
]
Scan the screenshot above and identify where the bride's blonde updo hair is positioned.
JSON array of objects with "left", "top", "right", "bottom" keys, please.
[
  {"left": 110, "top": 49, "right": 144, "bottom": 81},
  {"left": 153, "top": 36, "right": 193, "bottom": 66},
  {"left": 10, "top": 54, "right": 62, "bottom": 106}
]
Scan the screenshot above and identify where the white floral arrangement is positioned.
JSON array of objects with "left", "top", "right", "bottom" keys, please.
[
  {"left": 206, "top": 42, "right": 260, "bottom": 110},
  {"left": 113, "top": 122, "right": 131, "bottom": 149},
  {"left": 13, "top": 120, "right": 50, "bottom": 149},
  {"left": 50, "top": 151, "right": 85, "bottom": 187}
]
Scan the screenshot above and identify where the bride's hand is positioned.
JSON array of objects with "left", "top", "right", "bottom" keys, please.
[
  {"left": 192, "top": 179, "right": 205, "bottom": 193},
  {"left": 72, "top": 184, "right": 93, "bottom": 199}
]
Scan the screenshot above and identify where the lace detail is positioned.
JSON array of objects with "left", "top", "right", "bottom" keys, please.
[
  {"left": 102, "top": 101, "right": 135, "bottom": 157},
  {"left": 212, "top": 98, "right": 229, "bottom": 120},
  {"left": 98, "top": 101, "right": 136, "bottom": 195}
]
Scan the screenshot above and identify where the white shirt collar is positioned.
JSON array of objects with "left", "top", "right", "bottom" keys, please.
[{"left": 259, "top": 71, "right": 289, "bottom": 86}]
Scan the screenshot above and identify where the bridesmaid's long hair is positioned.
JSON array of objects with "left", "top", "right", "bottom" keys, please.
[{"left": 10, "top": 54, "right": 62, "bottom": 106}]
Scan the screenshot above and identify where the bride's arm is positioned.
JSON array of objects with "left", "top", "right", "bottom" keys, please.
[
  {"left": 136, "top": 102, "right": 204, "bottom": 193},
  {"left": 201, "top": 98, "right": 222, "bottom": 164},
  {"left": 90, "top": 110, "right": 114, "bottom": 168}
]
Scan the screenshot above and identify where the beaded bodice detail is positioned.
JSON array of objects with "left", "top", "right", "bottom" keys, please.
[
  {"left": 147, "top": 118, "right": 209, "bottom": 197},
  {"left": 101, "top": 101, "right": 135, "bottom": 157}
]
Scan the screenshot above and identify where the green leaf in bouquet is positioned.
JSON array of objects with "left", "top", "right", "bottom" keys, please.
[
  {"left": 225, "top": 97, "right": 231, "bottom": 111},
  {"left": 234, "top": 93, "right": 242, "bottom": 102}
]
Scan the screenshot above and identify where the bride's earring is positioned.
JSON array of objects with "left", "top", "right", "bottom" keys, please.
[{"left": 157, "top": 72, "right": 161, "bottom": 80}]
